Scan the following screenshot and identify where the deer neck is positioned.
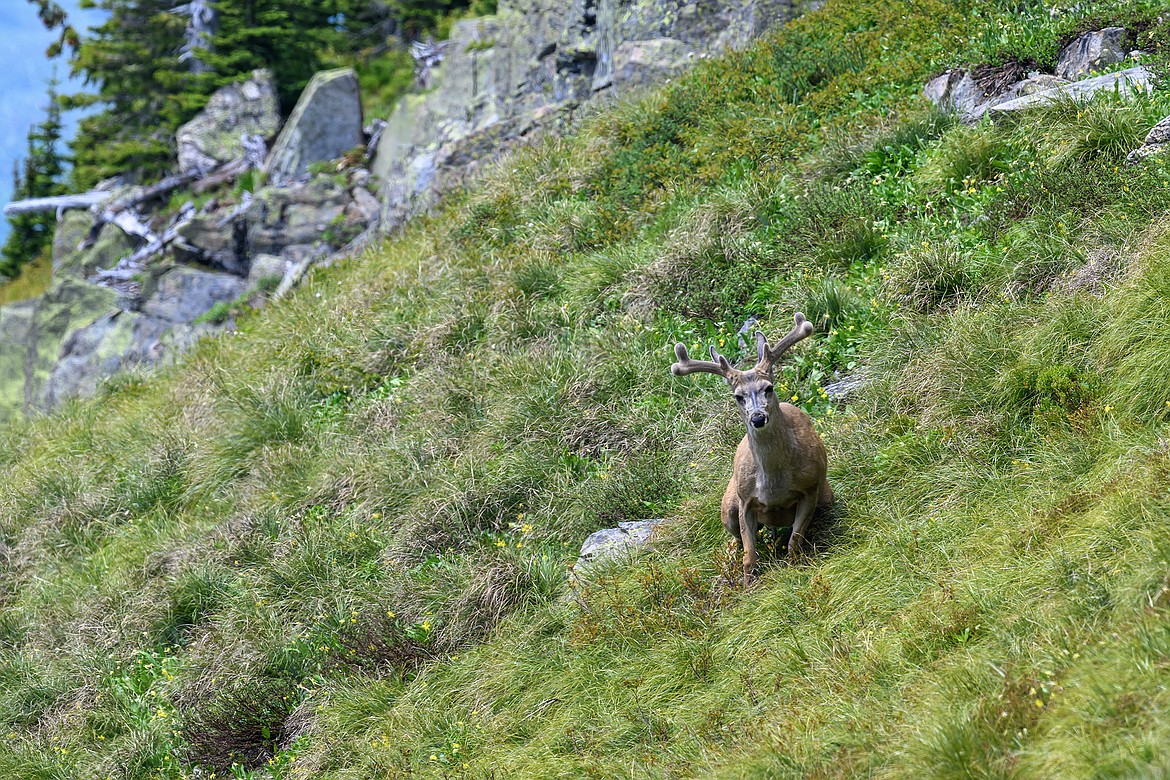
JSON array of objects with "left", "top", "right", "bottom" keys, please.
[{"left": 744, "top": 416, "right": 797, "bottom": 470}]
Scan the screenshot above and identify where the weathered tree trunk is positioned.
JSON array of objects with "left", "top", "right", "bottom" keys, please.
[{"left": 2, "top": 192, "right": 106, "bottom": 216}]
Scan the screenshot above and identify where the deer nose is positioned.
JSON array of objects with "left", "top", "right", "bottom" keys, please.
[{"left": 750, "top": 412, "right": 767, "bottom": 428}]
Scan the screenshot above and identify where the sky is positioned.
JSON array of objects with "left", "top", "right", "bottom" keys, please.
[{"left": 0, "top": 0, "right": 106, "bottom": 244}]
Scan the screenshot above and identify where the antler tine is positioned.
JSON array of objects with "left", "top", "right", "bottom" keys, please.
[
  {"left": 670, "top": 342, "right": 733, "bottom": 378},
  {"left": 756, "top": 312, "right": 815, "bottom": 370}
]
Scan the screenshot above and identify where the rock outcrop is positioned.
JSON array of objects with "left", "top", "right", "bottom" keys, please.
[
  {"left": 611, "top": 38, "right": 696, "bottom": 90},
  {"left": 176, "top": 70, "right": 281, "bottom": 175},
  {"left": 266, "top": 69, "right": 364, "bottom": 185},
  {"left": 986, "top": 66, "right": 1149, "bottom": 116},
  {"left": 925, "top": 29, "right": 1144, "bottom": 123},
  {"left": 0, "top": 71, "right": 382, "bottom": 420},
  {"left": 372, "top": 0, "right": 802, "bottom": 232}
]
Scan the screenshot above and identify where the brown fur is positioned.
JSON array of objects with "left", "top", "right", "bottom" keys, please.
[{"left": 672, "top": 313, "right": 832, "bottom": 584}]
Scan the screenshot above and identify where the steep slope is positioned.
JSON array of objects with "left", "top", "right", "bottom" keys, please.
[{"left": 3, "top": 0, "right": 1170, "bottom": 778}]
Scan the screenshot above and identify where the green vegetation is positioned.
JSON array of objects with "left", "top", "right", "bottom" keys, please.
[
  {"left": 0, "top": 251, "right": 53, "bottom": 306},
  {"left": 5, "top": 0, "right": 1170, "bottom": 777},
  {"left": 1, "top": 80, "right": 65, "bottom": 281},
  {"left": 356, "top": 48, "right": 416, "bottom": 121}
]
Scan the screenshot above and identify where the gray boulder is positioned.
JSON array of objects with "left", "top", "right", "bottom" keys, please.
[
  {"left": 140, "top": 266, "right": 247, "bottom": 324},
  {"left": 1127, "top": 114, "right": 1170, "bottom": 165},
  {"left": 922, "top": 69, "right": 989, "bottom": 121},
  {"left": 0, "top": 277, "right": 118, "bottom": 418},
  {"left": 612, "top": 38, "right": 694, "bottom": 90},
  {"left": 1055, "top": 27, "right": 1129, "bottom": 80},
  {"left": 175, "top": 212, "right": 248, "bottom": 274},
  {"left": 924, "top": 69, "right": 1071, "bottom": 122},
  {"left": 248, "top": 177, "right": 348, "bottom": 255},
  {"left": 573, "top": 518, "right": 673, "bottom": 580},
  {"left": 177, "top": 70, "right": 281, "bottom": 176},
  {"left": 987, "top": 66, "right": 1150, "bottom": 116},
  {"left": 43, "top": 310, "right": 172, "bottom": 408},
  {"left": 266, "top": 69, "right": 364, "bottom": 185}
]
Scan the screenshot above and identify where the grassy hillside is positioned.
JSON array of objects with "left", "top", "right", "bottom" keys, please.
[{"left": 5, "top": 0, "right": 1170, "bottom": 777}]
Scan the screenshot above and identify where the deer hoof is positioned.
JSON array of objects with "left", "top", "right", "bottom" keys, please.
[{"left": 787, "top": 536, "right": 806, "bottom": 558}]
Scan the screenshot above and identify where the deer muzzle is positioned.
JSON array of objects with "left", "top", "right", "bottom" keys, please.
[{"left": 749, "top": 412, "right": 768, "bottom": 428}]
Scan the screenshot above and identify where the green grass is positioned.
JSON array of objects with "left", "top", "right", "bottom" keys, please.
[
  {"left": 0, "top": 249, "right": 53, "bottom": 305},
  {"left": 4, "top": 0, "right": 1170, "bottom": 777}
]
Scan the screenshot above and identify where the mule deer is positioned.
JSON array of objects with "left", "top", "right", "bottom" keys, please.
[{"left": 671, "top": 313, "right": 832, "bottom": 585}]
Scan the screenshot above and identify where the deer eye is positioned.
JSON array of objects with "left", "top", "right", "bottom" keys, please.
[
  {"left": 734, "top": 394, "right": 746, "bottom": 404},
  {"left": 764, "top": 386, "right": 774, "bottom": 396}
]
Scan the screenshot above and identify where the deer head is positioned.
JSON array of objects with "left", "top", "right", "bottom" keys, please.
[{"left": 671, "top": 313, "right": 814, "bottom": 431}]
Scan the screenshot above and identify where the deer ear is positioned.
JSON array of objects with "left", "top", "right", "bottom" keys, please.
[{"left": 755, "top": 331, "right": 767, "bottom": 363}]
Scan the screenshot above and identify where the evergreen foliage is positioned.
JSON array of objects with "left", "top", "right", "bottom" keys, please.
[
  {"left": 65, "top": 0, "right": 206, "bottom": 187},
  {"left": 1, "top": 81, "right": 66, "bottom": 280}
]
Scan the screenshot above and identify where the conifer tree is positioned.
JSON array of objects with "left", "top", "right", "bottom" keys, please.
[
  {"left": 1, "top": 81, "right": 66, "bottom": 279},
  {"left": 65, "top": 0, "right": 206, "bottom": 188}
]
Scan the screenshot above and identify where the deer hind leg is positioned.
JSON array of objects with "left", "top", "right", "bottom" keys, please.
[
  {"left": 788, "top": 491, "right": 818, "bottom": 557},
  {"left": 738, "top": 501, "right": 760, "bottom": 585}
]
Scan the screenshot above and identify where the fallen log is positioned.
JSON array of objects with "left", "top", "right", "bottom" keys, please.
[
  {"left": 104, "top": 170, "right": 201, "bottom": 214},
  {"left": 2, "top": 192, "right": 107, "bottom": 216}
]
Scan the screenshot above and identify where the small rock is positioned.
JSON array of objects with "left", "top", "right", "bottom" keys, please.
[
  {"left": 1140, "top": 114, "right": 1170, "bottom": 147},
  {"left": 574, "top": 519, "right": 673, "bottom": 580},
  {"left": 823, "top": 371, "right": 871, "bottom": 403},
  {"left": 346, "top": 187, "right": 382, "bottom": 226},
  {"left": 1127, "top": 113, "right": 1170, "bottom": 164},
  {"left": 1055, "top": 27, "right": 1129, "bottom": 80}
]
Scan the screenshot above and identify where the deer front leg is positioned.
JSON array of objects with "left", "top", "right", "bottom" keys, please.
[
  {"left": 738, "top": 500, "right": 759, "bottom": 585},
  {"left": 788, "top": 491, "right": 818, "bottom": 557}
]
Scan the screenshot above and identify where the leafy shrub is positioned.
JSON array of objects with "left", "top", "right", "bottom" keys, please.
[
  {"left": 887, "top": 239, "right": 993, "bottom": 310},
  {"left": 1004, "top": 362, "right": 1098, "bottom": 419},
  {"left": 916, "top": 124, "right": 1014, "bottom": 191},
  {"left": 1040, "top": 93, "right": 1162, "bottom": 168}
]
